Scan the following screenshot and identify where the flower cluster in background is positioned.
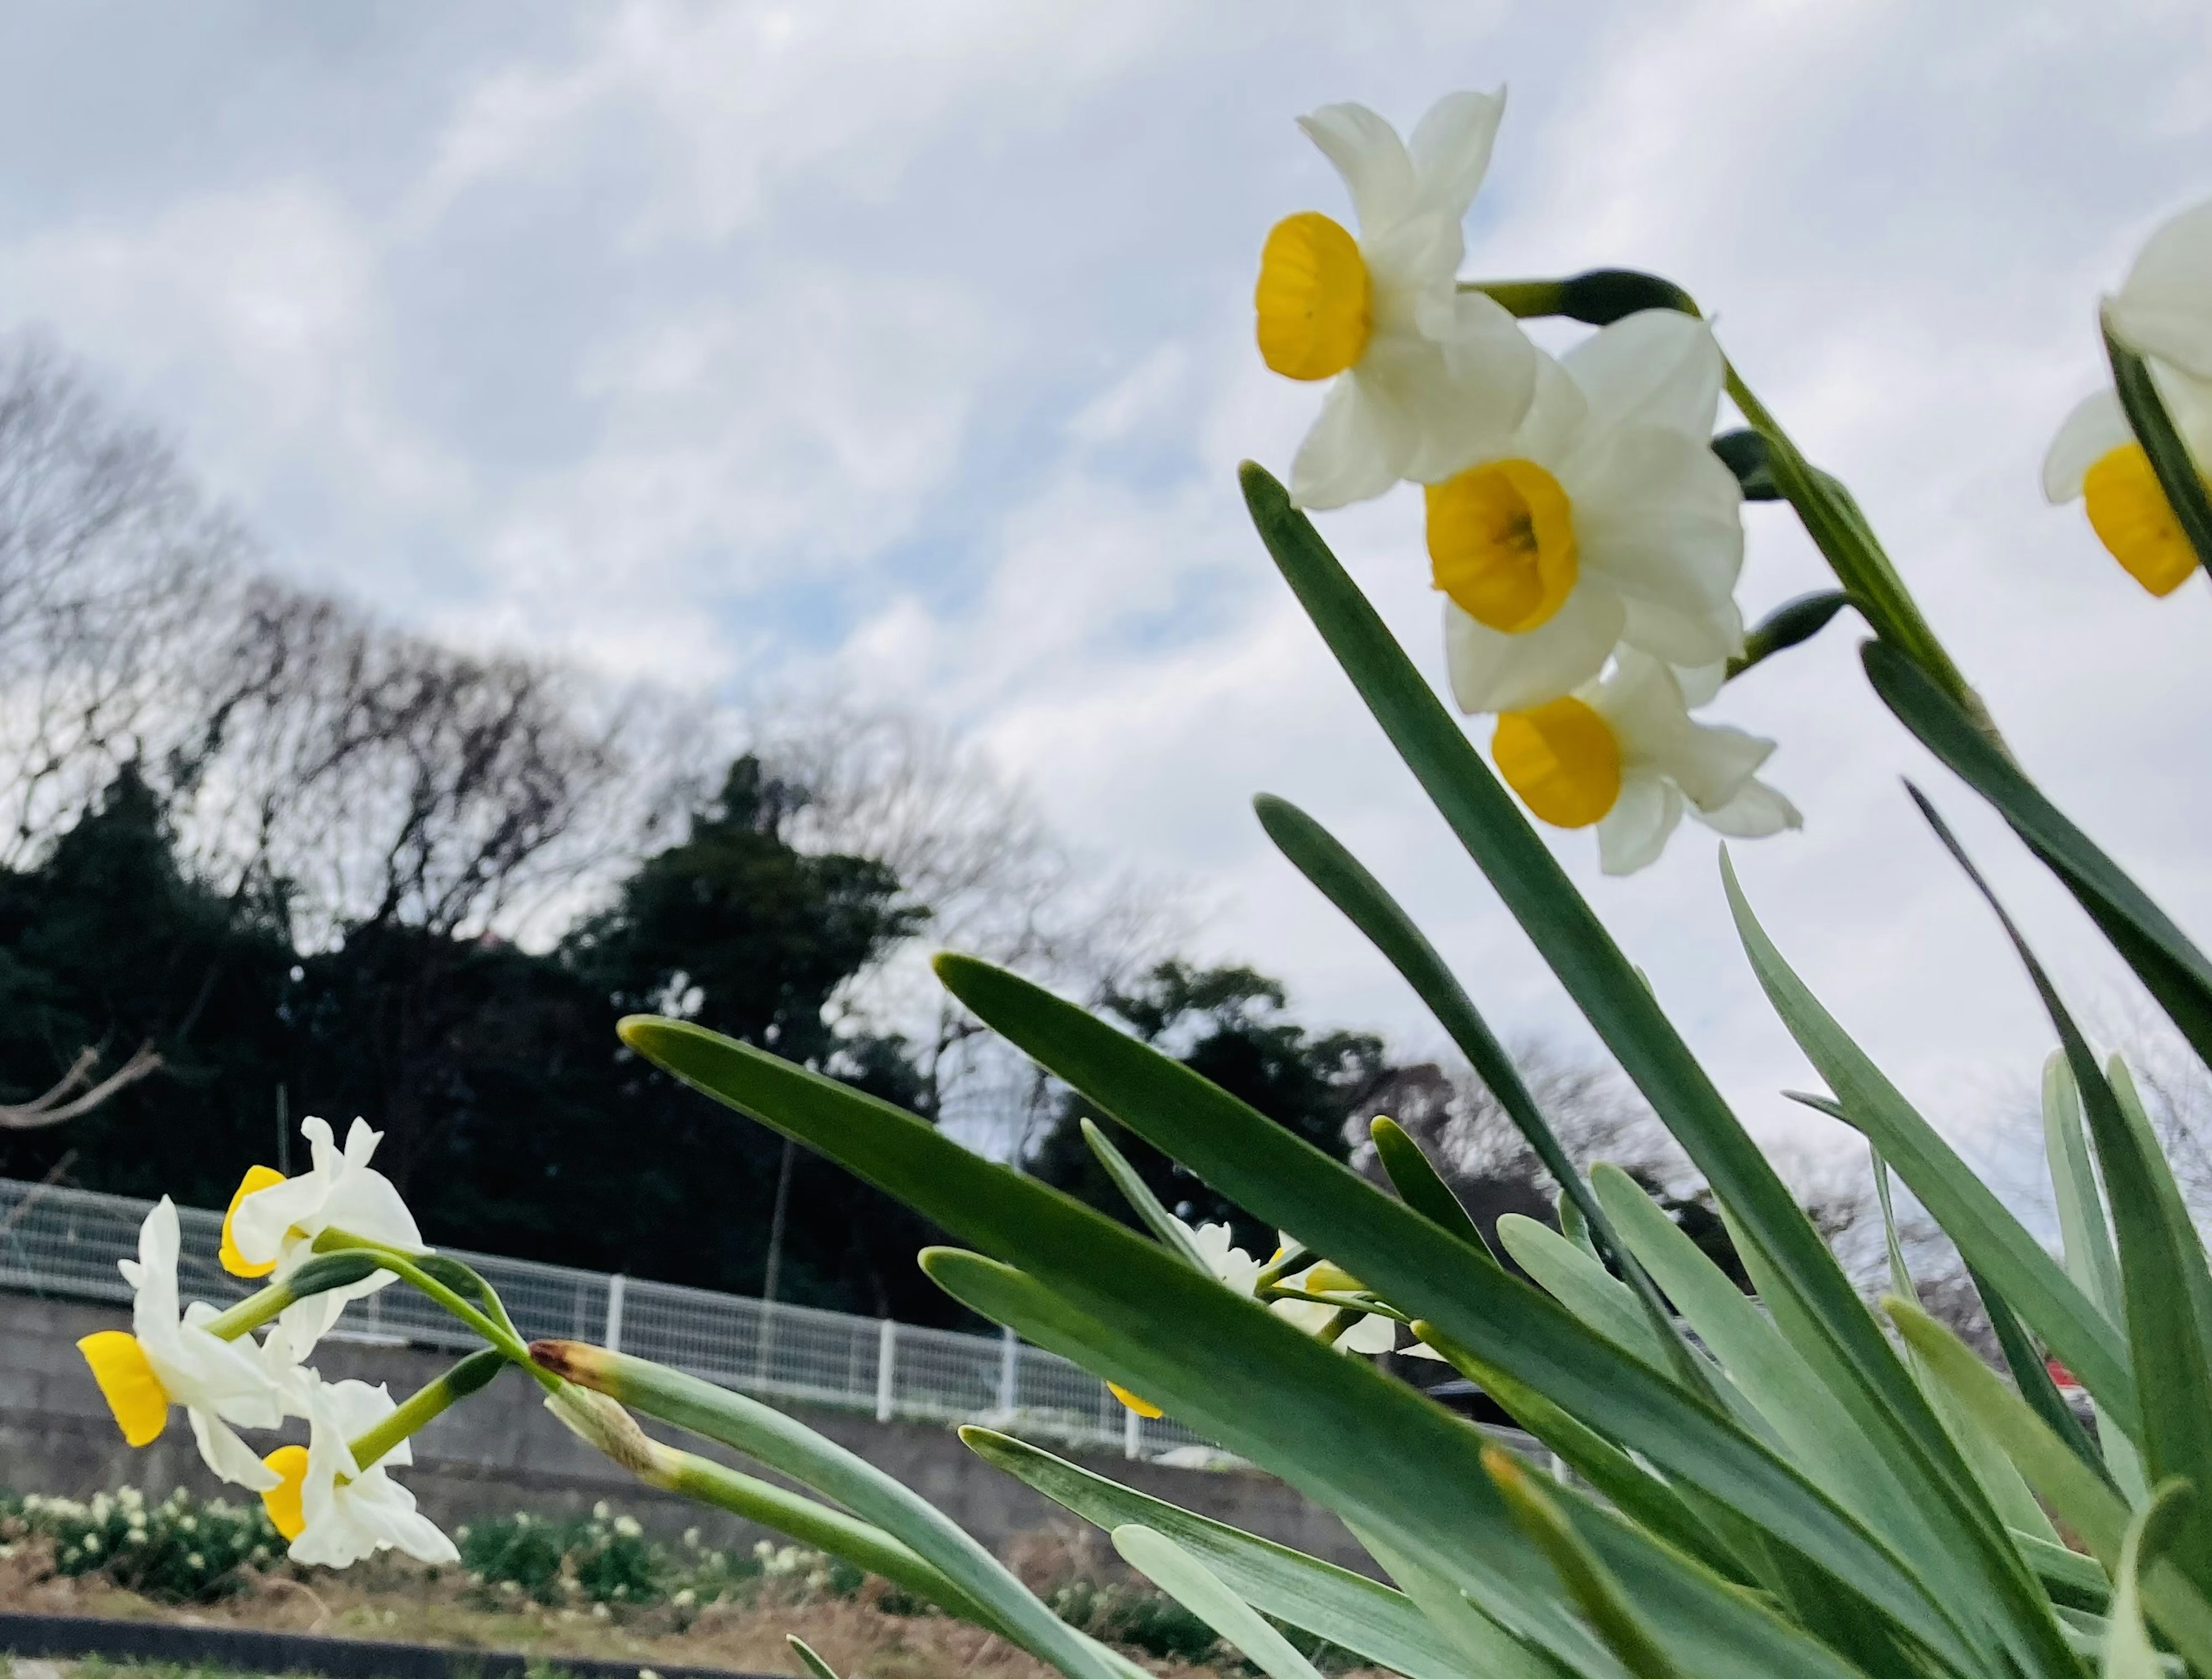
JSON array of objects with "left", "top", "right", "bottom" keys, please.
[{"left": 3, "top": 1486, "right": 283, "bottom": 1603}]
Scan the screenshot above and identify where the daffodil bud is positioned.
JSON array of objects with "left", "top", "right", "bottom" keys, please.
[
  {"left": 543, "top": 1378, "right": 661, "bottom": 1479},
  {"left": 1710, "top": 430, "right": 1781, "bottom": 502},
  {"left": 1556, "top": 268, "right": 1698, "bottom": 327},
  {"left": 1727, "top": 590, "right": 1853, "bottom": 679}
]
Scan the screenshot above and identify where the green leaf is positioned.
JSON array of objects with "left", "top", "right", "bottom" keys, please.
[
  {"left": 1588, "top": 1165, "right": 1933, "bottom": 1556},
  {"left": 1112, "top": 1525, "right": 1325, "bottom": 1679},
  {"left": 1241, "top": 464, "right": 2062, "bottom": 1679},
  {"left": 1080, "top": 1117, "right": 1211, "bottom": 1271},
  {"left": 1496, "top": 1214, "right": 1669, "bottom": 1371},
  {"left": 615, "top": 1014, "right": 1627, "bottom": 1679},
  {"left": 1368, "top": 1115, "right": 1496, "bottom": 1260},
  {"left": 2104, "top": 310, "right": 2212, "bottom": 574},
  {"left": 1873, "top": 1154, "right": 2058, "bottom": 1544},
  {"left": 960, "top": 1427, "right": 1475, "bottom": 1679},
  {"left": 2104, "top": 1484, "right": 2199, "bottom": 1679},
  {"left": 787, "top": 1637, "right": 841, "bottom": 1679},
  {"left": 1723, "top": 851, "right": 2139, "bottom": 1444},
  {"left": 934, "top": 949, "right": 1983, "bottom": 1674},
  {"left": 1484, "top": 1445, "right": 1686, "bottom": 1679},
  {"left": 1907, "top": 784, "right": 2212, "bottom": 1595},
  {"left": 540, "top": 1340, "right": 1118, "bottom": 1679},
  {"left": 1349, "top": 1525, "right": 1566, "bottom": 1679},
  {"left": 1863, "top": 641, "right": 2212, "bottom": 1081},
  {"left": 929, "top": 1244, "right": 1879, "bottom": 1679},
  {"left": 1969, "top": 1262, "right": 2115, "bottom": 1488}
]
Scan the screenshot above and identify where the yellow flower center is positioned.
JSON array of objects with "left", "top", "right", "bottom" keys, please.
[
  {"left": 1107, "top": 1382, "right": 1164, "bottom": 1420},
  {"left": 77, "top": 1331, "right": 171, "bottom": 1447},
  {"left": 1492, "top": 698, "right": 1623, "bottom": 829},
  {"left": 2082, "top": 442, "right": 2204, "bottom": 597},
  {"left": 1254, "top": 213, "right": 1372, "bottom": 382},
  {"left": 221, "top": 1164, "right": 288, "bottom": 1277},
  {"left": 1426, "top": 460, "right": 1581, "bottom": 634},
  {"left": 260, "top": 1444, "right": 311, "bottom": 1540}
]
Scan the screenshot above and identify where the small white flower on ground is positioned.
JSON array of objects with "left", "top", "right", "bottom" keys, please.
[
  {"left": 1433, "top": 310, "right": 1747, "bottom": 714},
  {"left": 223, "top": 1116, "right": 427, "bottom": 1354},
  {"left": 76, "top": 1197, "right": 286, "bottom": 1491},
  {"left": 1490, "top": 649, "right": 1799, "bottom": 875},
  {"left": 1256, "top": 91, "right": 1539, "bottom": 509},
  {"left": 259, "top": 1374, "right": 457, "bottom": 1568}
]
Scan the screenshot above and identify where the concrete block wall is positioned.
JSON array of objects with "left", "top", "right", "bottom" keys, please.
[{"left": 1, "top": 1293, "right": 1369, "bottom": 1572}]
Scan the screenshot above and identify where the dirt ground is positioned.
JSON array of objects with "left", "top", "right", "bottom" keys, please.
[{"left": 0, "top": 1536, "right": 1225, "bottom": 1679}]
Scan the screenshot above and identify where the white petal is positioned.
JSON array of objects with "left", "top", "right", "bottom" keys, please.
[
  {"left": 188, "top": 1407, "right": 281, "bottom": 1491},
  {"left": 1361, "top": 212, "right": 1463, "bottom": 339},
  {"left": 1444, "top": 589, "right": 1625, "bottom": 715},
  {"left": 1509, "top": 351, "right": 1589, "bottom": 464},
  {"left": 1621, "top": 593, "right": 1745, "bottom": 673},
  {"left": 2113, "top": 199, "right": 2212, "bottom": 382},
  {"left": 1290, "top": 372, "right": 1413, "bottom": 509},
  {"left": 1695, "top": 778, "right": 1803, "bottom": 839},
  {"left": 1570, "top": 428, "right": 1745, "bottom": 665},
  {"left": 1560, "top": 311, "right": 1724, "bottom": 440},
  {"left": 1662, "top": 718, "right": 1775, "bottom": 812},
  {"left": 1395, "top": 303, "right": 1540, "bottom": 482},
  {"left": 320, "top": 1169, "right": 423, "bottom": 1253},
  {"left": 1407, "top": 89, "right": 1507, "bottom": 223},
  {"left": 1673, "top": 661, "right": 1727, "bottom": 707},
  {"left": 1296, "top": 104, "right": 1417, "bottom": 235},
  {"left": 341, "top": 1474, "right": 458, "bottom": 1564},
  {"left": 2042, "top": 390, "right": 2130, "bottom": 503},
  {"left": 131, "top": 1200, "right": 182, "bottom": 1333},
  {"left": 340, "top": 1117, "right": 385, "bottom": 1166},
  {"left": 1335, "top": 1313, "right": 1399, "bottom": 1356},
  {"left": 230, "top": 1174, "right": 331, "bottom": 1264},
  {"left": 1597, "top": 776, "right": 1683, "bottom": 875}
]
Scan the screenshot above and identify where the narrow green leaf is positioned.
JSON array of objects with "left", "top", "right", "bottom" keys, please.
[
  {"left": 1243, "top": 463, "right": 2061, "bottom": 1679},
  {"left": 1350, "top": 1526, "right": 1566, "bottom": 1679},
  {"left": 1969, "top": 1262, "right": 2115, "bottom": 1489},
  {"left": 1369, "top": 1115, "right": 1497, "bottom": 1260},
  {"left": 928, "top": 1245, "right": 1880, "bottom": 1679},
  {"left": 960, "top": 1427, "right": 1474, "bottom": 1679},
  {"left": 787, "top": 1637, "right": 841, "bottom": 1679},
  {"left": 932, "top": 954, "right": 1982, "bottom": 1678},
  {"left": 1497, "top": 1214, "right": 1669, "bottom": 1371},
  {"left": 1724, "top": 856, "right": 2138, "bottom": 1444},
  {"left": 1112, "top": 1525, "right": 1325, "bottom": 1679},
  {"left": 1080, "top": 1117, "right": 1211, "bottom": 1271},
  {"left": 1864, "top": 641, "right": 2212, "bottom": 1081},
  {"left": 2104, "top": 310, "right": 2212, "bottom": 573},
  {"left": 542, "top": 1342, "right": 1119, "bottom": 1679},
  {"left": 1908, "top": 785, "right": 2212, "bottom": 1594},
  {"left": 2104, "top": 1484, "right": 2200, "bottom": 1679},
  {"left": 1485, "top": 1446, "right": 1687, "bottom": 1679}
]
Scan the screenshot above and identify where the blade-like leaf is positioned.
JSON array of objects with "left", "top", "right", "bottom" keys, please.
[
  {"left": 934, "top": 950, "right": 1982, "bottom": 1676},
  {"left": 1865, "top": 642, "right": 2212, "bottom": 1081},
  {"left": 960, "top": 1427, "right": 1474, "bottom": 1679},
  {"left": 1724, "top": 856, "right": 2138, "bottom": 1443},
  {"left": 533, "top": 1340, "right": 1118, "bottom": 1679},
  {"left": 1497, "top": 1214, "right": 1669, "bottom": 1371},
  {"left": 1969, "top": 1262, "right": 2114, "bottom": 1487},
  {"left": 1080, "top": 1117, "right": 1211, "bottom": 1271},
  {"left": 1241, "top": 463, "right": 2066, "bottom": 1679},
  {"left": 1369, "top": 1115, "right": 1496, "bottom": 1260},
  {"left": 1113, "top": 1525, "right": 1325, "bottom": 1679},
  {"left": 1351, "top": 1525, "right": 1566, "bottom": 1679},
  {"left": 1907, "top": 785, "right": 2212, "bottom": 1594},
  {"left": 787, "top": 1638, "right": 841, "bottom": 1679},
  {"left": 929, "top": 1244, "right": 1881, "bottom": 1679},
  {"left": 1484, "top": 1446, "right": 1685, "bottom": 1679},
  {"left": 2104, "top": 1484, "right": 2199, "bottom": 1679}
]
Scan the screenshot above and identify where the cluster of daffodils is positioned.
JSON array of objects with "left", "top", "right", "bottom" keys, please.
[
  {"left": 74, "top": 1117, "right": 459, "bottom": 1571},
  {"left": 1256, "top": 91, "right": 1797, "bottom": 873},
  {"left": 2044, "top": 199, "right": 2212, "bottom": 597},
  {"left": 1107, "top": 1216, "right": 1438, "bottom": 1420}
]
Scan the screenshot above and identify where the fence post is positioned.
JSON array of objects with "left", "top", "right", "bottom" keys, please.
[
  {"left": 997, "top": 1326, "right": 1018, "bottom": 1414},
  {"left": 604, "top": 1273, "right": 626, "bottom": 1355},
  {"left": 876, "top": 1319, "right": 897, "bottom": 1422},
  {"left": 1123, "top": 1400, "right": 1142, "bottom": 1461}
]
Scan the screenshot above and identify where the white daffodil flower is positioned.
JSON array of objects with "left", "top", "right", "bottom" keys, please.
[
  {"left": 1491, "top": 649, "right": 1799, "bottom": 875},
  {"left": 2043, "top": 198, "right": 2212, "bottom": 597},
  {"left": 1433, "top": 310, "right": 1747, "bottom": 714},
  {"left": 76, "top": 1198, "right": 286, "bottom": 1491},
  {"left": 1256, "top": 90, "right": 1538, "bottom": 509},
  {"left": 224, "top": 1116, "right": 426, "bottom": 1352},
  {"left": 260, "top": 1374, "right": 457, "bottom": 1568},
  {"left": 1188, "top": 1220, "right": 1264, "bottom": 1297}
]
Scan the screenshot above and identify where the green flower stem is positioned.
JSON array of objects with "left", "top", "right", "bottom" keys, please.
[
  {"left": 310, "top": 1230, "right": 559, "bottom": 1392},
  {"left": 346, "top": 1347, "right": 509, "bottom": 1470},
  {"left": 1464, "top": 274, "right": 2003, "bottom": 752},
  {"left": 204, "top": 1281, "right": 293, "bottom": 1342},
  {"left": 1313, "top": 1307, "right": 1368, "bottom": 1350},
  {"left": 1253, "top": 1244, "right": 1313, "bottom": 1291},
  {"left": 1260, "top": 1285, "right": 1412, "bottom": 1325}
]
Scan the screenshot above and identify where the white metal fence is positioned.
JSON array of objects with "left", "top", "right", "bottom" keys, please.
[{"left": 0, "top": 1174, "right": 1216, "bottom": 1462}]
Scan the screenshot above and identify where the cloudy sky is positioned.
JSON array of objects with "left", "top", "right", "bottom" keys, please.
[{"left": 4, "top": 1, "right": 2209, "bottom": 1179}]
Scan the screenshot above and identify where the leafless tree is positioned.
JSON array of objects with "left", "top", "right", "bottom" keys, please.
[
  {"left": 0, "top": 336, "right": 247, "bottom": 861},
  {"left": 0, "top": 1042, "right": 162, "bottom": 1129}
]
